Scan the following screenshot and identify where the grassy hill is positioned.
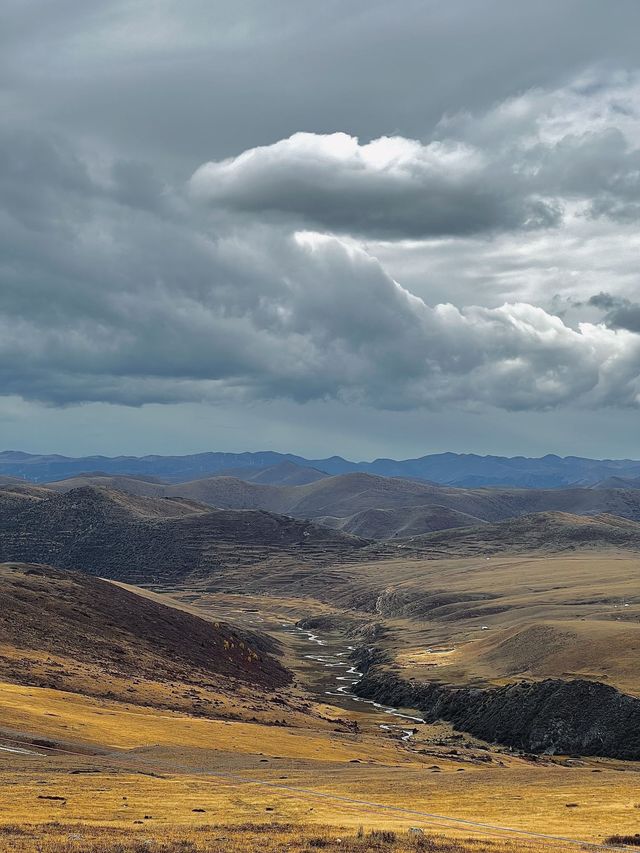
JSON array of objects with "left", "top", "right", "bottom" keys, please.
[
  {"left": 407, "top": 511, "right": 640, "bottom": 555},
  {"left": 0, "top": 485, "right": 368, "bottom": 584},
  {"left": 0, "top": 562, "right": 290, "bottom": 715},
  {"left": 318, "top": 504, "right": 485, "bottom": 539},
  {"left": 46, "top": 471, "right": 640, "bottom": 539}
]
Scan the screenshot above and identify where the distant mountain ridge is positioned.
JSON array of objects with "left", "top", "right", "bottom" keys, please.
[{"left": 4, "top": 449, "right": 640, "bottom": 488}]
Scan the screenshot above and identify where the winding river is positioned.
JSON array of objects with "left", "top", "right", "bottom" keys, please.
[{"left": 281, "top": 622, "right": 425, "bottom": 742}]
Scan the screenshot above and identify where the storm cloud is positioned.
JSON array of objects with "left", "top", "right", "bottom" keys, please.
[
  {"left": 2, "top": 119, "right": 640, "bottom": 412},
  {"left": 2, "top": 1, "right": 640, "bottom": 456},
  {"left": 190, "top": 132, "right": 559, "bottom": 238},
  {"left": 590, "top": 293, "right": 640, "bottom": 333},
  {"left": 191, "top": 73, "right": 640, "bottom": 239}
]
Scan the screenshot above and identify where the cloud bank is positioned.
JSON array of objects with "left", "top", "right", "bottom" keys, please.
[
  {"left": 191, "top": 72, "right": 640, "bottom": 238},
  {"left": 2, "top": 71, "right": 640, "bottom": 413}
]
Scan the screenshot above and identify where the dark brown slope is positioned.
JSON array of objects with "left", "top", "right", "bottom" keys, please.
[
  {"left": 0, "top": 486, "right": 367, "bottom": 583},
  {"left": 355, "top": 672, "right": 640, "bottom": 760},
  {"left": 0, "top": 562, "right": 289, "bottom": 690},
  {"left": 407, "top": 511, "right": 640, "bottom": 556},
  {"left": 0, "top": 482, "right": 53, "bottom": 516}
]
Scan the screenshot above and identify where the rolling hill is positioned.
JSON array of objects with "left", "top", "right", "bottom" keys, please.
[
  {"left": 317, "top": 504, "right": 485, "bottom": 539},
  {"left": 0, "top": 562, "right": 288, "bottom": 689},
  {"left": 406, "top": 511, "right": 640, "bottom": 555},
  {"left": 0, "top": 486, "right": 368, "bottom": 584},
  {"left": 46, "top": 470, "right": 640, "bottom": 539},
  {"left": 217, "top": 459, "right": 329, "bottom": 485},
  {"left": 0, "top": 561, "right": 293, "bottom": 723}
]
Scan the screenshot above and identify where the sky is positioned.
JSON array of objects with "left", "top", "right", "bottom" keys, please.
[{"left": 2, "top": 0, "right": 640, "bottom": 460}]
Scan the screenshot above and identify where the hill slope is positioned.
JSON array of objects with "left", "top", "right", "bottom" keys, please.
[
  {"left": 0, "top": 486, "right": 367, "bottom": 583},
  {"left": 218, "top": 460, "right": 329, "bottom": 485},
  {"left": 0, "top": 562, "right": 293, "bottom": 722},
  {"left": 48, "top": 471, "right": 640, "bottom": 539},
  {"left": 0, "top": 562, "right": 288, "bottom": 688},
  {"left": 318, "top": 504, "right": 485, "bottom": 539},
  {"left": 408, "top": 511, "right": 640, "bottom": 555}
]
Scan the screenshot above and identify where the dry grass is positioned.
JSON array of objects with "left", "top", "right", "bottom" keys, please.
[
  {"left": 0, "top": 681, "right": 418, "bottom": 764},
  {"left": 1, "top": 556, "right": 639, "bottom": 852},
  {"left": 215, "top": 551, "right": 640, "bottom": 694},
  {"left": 1, "top": 732, "right": 638, "bottom": 845},
  {"left": 0, "top": 822, "right": 587, "bottom": 853}
]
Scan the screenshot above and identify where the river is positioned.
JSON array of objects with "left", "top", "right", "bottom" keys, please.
[{"left": 280, "top": 621, "right": 425, "bottom": 742}]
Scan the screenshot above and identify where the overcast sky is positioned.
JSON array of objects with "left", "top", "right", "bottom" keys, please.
[{"left": 2, "top": 0, "right": 640, "bottom": 460}]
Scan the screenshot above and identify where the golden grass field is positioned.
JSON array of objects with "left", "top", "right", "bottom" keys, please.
[
  {"left": 0, "top": 674, "right": 638, "bottom": 851},
  {"left": 1, "top": 552, "right": 639, "bottom": 851},
  {"left": 0, "top": 822, "right": 594, "bottom": 853}
]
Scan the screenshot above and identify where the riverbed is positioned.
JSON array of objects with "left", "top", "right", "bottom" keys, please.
[{"left": 280, "top": 621, "right": 425, "bottom": 741}]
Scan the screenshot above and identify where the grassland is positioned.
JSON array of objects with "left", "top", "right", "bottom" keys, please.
[
  {"left": 0, "top": 822, "right": 597, "bottom": 853},
  {"left": 1, "top": 674, "right": 638, "bottom": 850},
  {"left": 1, "top": 553, "right": 639, "bottom": 852},
  {"left": 196, "top": 551, "right": 640, "bottom": 693}
]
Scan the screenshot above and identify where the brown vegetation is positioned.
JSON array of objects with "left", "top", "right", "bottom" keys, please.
[
  {"left": 0, "top": 821, "right": 567, "bottom": 853},
  {"left": 0, "top": 486, "right": 367, "bottom": 583}
]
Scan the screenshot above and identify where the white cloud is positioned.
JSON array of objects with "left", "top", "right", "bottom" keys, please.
[
  {"left": 191, "top": 71, "right": 640, "bottom": 239},
  {"left": 2, "top": 73, "right": 640, "bottom": 414},
  {"left": 190, "top": 130, "right": 558, "bottom": 238}
]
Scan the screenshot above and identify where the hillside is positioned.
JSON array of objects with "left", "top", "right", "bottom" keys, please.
[
  {"left": 318, "top": 504, "right": 485, "bottom": 539},
  {"left": 0, "top": 562, "right": 288, "bottom": 687},
  {"left": 592, "top": 475, "right": 640, "bottom": 489},
  {"left": 407, "top": 511, "right": 640, "bottom": 555},
  {"left": 47, "top": 470, "right": 640, "bottom": 539},
  {"left": 0, "top": 562, "right": 290, "bottom": 713},
  {"left": 354, "top": 673, "right": 640, "bottom": 760},
  {"left": 0, "top": 481, "right": 52, "bottom": 512},
  {"left": 0, "top": 486, "right": 367, "bottom": 583},
  {"left": 218, "top": 459, "right": 329, "bottom": 485}
]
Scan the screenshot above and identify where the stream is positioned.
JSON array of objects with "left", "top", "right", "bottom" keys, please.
[{"left": 281, "top": 622, "right": 425, "bottom": 742}]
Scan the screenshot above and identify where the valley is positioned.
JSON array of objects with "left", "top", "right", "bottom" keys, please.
[
  {"left": 6, "top": 2, "right": 640, "bottom": 848},
  {"left": 0, "top": 476, "right": 639, "bottom": 852}
]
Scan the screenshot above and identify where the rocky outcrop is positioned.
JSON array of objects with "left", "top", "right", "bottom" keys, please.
[{"left": 354, "top": 672, "right": 640, "bottom": 760}]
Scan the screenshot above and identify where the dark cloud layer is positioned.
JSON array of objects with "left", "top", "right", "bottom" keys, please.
[
  {"left": 2, "top": 119, "right": 640, "bottom": 412},
  {"left": 2, "top": 1, "right": 640, "bottom": 454},
  {"left": 590, "top": 293, "right": 640, "bottom": 333},
  {"left": 4, "top": 1, "right": 640, "bottom": 168}
]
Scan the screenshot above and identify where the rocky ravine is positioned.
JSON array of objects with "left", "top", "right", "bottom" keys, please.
[{"left": 354, "top": 671, "right": 640, "bottom": 760}]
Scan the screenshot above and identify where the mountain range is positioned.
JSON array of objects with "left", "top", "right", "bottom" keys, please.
[{"left": 5, "top": 449, "right": 640, "bottom": 488}]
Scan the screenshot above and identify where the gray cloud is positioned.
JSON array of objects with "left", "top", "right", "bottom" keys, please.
[
  {"left": 4, "top": 1, "right": 640, "bottom": 171},
  {"left": 1, "top": 122, "right": 640, "bottom": 412},
  {"left": 191, "top": 132, "right": 560, "bottom": 238},
  {"left": 3, "top": 3, "right": 640, "bottom": 456},
  {"left": 589, "top": 292, "right": 640, "bottom": 333},
  {"left": 191, "top": 73, "right": 640, "bottom": 238}
]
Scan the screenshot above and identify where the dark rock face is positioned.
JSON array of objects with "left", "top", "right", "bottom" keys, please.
[{"left": 354, "top": 673, "right": 640, "bottom": 760}]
